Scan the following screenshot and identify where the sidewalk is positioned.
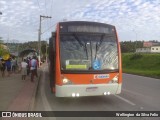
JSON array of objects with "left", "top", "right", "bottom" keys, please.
[
  {"left": 0, "top": 66, "right": 43, "bottom": 112},
  {"left": 0, "top": 73, "right": 26, "bottom": 111}
]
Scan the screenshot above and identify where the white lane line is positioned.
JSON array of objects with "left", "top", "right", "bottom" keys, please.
[
  {"left": 40, "top": 67, "right": 56, "bottom": 120},
  {"left": 123, "top": 73, "right": 160, "bottom": 81},
  {"left": 113, "top": 95, "right": 136, "bottom": 106},
  {"left": 122, "top": 89, "right": 146, "bottom": 97}
]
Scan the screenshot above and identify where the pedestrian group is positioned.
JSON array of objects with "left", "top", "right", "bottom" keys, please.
[{"left": 0, "top": 56, "right": 39, "bottom": 82}]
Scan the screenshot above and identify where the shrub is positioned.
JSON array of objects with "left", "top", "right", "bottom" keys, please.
[{"left": 130, "top": 53, "right": 143, "bottom": 60}]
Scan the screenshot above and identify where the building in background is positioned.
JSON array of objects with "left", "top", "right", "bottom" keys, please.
[
  {"left": 151, "top": 46, "right": 160, "bottom": 53},
  {"left": 143, "top": 41, "right": 160, "bottom": 47},
  {"left": 0, "top": 44, "right": 8, "bottom": 50},
  {"left": 136, "top": 41, "right": 160, "bottom": 53},
  {"left": 136, "top": 47, "right": 151, "bottom": 53},
  {"left": 136, "top": 46, "right": 160, "bottom": 53},
  {"left": 143, "top": 41, "right": 153, "bottom": 47}
]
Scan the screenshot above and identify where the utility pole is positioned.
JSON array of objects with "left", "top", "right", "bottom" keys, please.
[
  {"left": 7, "top": 30, "right": 10, "bottom": 52},
  {"left": 38, "top": 15, "right": 51, "bottom": 66},
  {"left": 46, "top": 39, "right": 48, "bottom": 63}
]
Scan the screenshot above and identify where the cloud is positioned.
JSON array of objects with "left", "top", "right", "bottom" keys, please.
[{"left": 0, "top": 0, "right": 160, "bottom": 42}]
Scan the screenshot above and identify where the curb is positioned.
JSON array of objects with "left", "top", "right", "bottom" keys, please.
[{"left": 28, "top": 69, "right": 42, "bottom": 111}]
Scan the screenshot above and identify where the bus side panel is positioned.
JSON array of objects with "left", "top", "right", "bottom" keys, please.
[
  {"left": 49, "top": 37, "right": 53, "bottom": 89},
  {"left": 49, "top": 36, "right": 56, "bottom": 91},
  {"left": 114, "top": 27, "right": 122, "bottom": 84},
  {"left": 55, "top": 23, "right": 62, "bottom": 86}
]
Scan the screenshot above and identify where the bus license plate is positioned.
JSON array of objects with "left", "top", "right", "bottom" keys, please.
[{"left": 86, "top": 87, "right": 98, "bottom": 92}]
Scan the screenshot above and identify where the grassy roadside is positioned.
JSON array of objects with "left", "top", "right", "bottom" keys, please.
[{"left": 122, "top": 53, "right": 160, "bottom": 79}]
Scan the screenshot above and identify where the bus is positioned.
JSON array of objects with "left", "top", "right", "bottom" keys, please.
[{"left": 49, "top": 21, "right": 122, "bottom": 97}]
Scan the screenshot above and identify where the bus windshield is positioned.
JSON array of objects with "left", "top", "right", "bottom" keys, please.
[{"left": 60, "top": 33, "right": 118, "bottom": 72}]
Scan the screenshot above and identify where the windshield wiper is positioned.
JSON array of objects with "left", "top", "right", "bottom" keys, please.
[
  {"left": 94, "top": 34, "right": 105, "bottom": 60},
  {"left": 73, "top": 33, "right": 84, "bottom": 47},
  {"left": 73, "top": 33, "right": 88, "bottom": 59},
  {"left": 94, "top": 35, "right": 114, "bottom": 60}
]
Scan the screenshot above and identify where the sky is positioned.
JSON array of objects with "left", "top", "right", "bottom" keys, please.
[{"left": 0, "top": 0, "right": 160, "bottom": 43}]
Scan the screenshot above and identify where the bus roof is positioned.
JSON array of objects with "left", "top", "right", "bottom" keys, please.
[
  {"left": 58, "top": 21, "right": 115, "bottom": 34},
  {"left": 59, "top": 21, "right": 115, "bottom": 27}
]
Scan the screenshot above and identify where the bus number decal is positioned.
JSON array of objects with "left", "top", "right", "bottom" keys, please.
[{"left": 94, "top": 74, "right": 109, "bottom": 79}]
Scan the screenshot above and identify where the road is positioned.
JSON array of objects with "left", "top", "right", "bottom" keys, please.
[{"left": 33, "top": 65, "right": 160, "bottom": 120}]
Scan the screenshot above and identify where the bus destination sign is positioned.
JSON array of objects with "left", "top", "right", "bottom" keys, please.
[{"left": 68, "top": 25, "right": 111, "bottom": 34}]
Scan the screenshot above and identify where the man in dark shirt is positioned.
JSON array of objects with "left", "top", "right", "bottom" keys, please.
[
  {"left": 0, "top": 59, "right": 6, "bottom": 77},
  {"left": 11, "top": 57, "right": 17, "bottom": 73},
  {"left": 6, "top": 58, "right": 11, "bottom": 76}
]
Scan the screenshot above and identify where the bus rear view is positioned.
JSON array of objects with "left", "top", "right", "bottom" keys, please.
[{"left": 49, "top": 21, "right": 122, "bottom": 97}]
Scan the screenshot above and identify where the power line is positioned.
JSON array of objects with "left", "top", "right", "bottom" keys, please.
[
  {"left": 50, "top": 0, "right": 54, "bottom": 27},
  {"left": 41, "top": 23, "right": 56, "bottom": 35},
  {"left": 37, "top": 0, "right": 41, "bottom": 9},
  {"left": 43, "top": 0, "right": 51, "bottom": 38},
  {"left": 50, "top": 0, "right": 53, "bottom": 13},
  {"left": 41, "top": 18, "right": 69, "bottom": 35},
  {"left": 45, "top": 0, "right": 48, "bottom": 15}
]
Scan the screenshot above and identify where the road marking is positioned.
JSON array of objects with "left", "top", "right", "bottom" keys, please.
[
  {"left": 122, "top": 89, "right": 146, "bottom": 97},
  {"left": 113, "top": 95, "right": 136, "bottom": 106},
  {"left": 123, "top": 73, "right": 159, "bottom": 81},
  {"left": 40, "top": 68, "right": 56, "bottom": 120}
]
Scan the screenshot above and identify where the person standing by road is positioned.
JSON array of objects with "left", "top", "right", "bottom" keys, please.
[
  {"left": 30, "top": 56, "right": 38, "bottom": 82},
  {"left": 6, "top": 58, "right": 11, "bottom": 77},
  {"left": 36, "top": 57, "right": 39, "bottom": 77},
  {"left": 0, "top": 59, "right": 2, "bottom": 71},
  {"left": 26, "top": 57, "right": 31, "bottom": 76},
  {"left": 11, "top": 57, "right": 17, "bottom": 73},
  {"left": 21, "top": 59, "right": 28, "bottom": 80},
  {"left": 0, "top": 59, "right": 6, "bottom": 77}
]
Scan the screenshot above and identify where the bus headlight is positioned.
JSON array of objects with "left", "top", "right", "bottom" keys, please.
[
  {"left": 62, "top": 78, "right": 73, "bottom": 85},
  {"left": 72, "top": 93, "right": 76, "bottom": 97},
  {"left": 112, "top": 76, "right": 118, "bottom": 83},
  {"left": 62, "top": 78, "right": 68, "bottom": 84},
  {"left": 76, "top": 93, "right": 80, "bottom": 97},
  {"left": 109, "top": 74, "right": 119, "bottom": 83}
]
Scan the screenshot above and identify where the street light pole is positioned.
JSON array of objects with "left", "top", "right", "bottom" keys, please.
[{"left": 38, "top": 15, "right": 51, "bottom": 66}]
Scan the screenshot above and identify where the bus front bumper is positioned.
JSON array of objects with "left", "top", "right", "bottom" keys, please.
[{"left": 55, "top": 83, "right": 122, "bottom": 97}]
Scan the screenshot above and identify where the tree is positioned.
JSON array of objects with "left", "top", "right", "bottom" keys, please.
[
  {"left": 0, "top": 37, "right": 3, "bottom": 43},
  {"left": 120, "top": 41, "right": 143, "bottom": 53},
  {"left": 41, "top": 41, "right": 48, "bottom": 60},
  {"left": 0, "top": 37, "right": 9, "bottom": 56}
]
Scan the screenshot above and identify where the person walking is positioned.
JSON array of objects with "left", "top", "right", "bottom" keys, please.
[
  {"left": 30, "top": 56, "right": 38, "bottom": 82},
  {"left": 35, "top": 57, "right": 39, "bottom": 77},
  {"left": 26, "top": 57, "right": 30, "bottom": 76},
  {"left": 21, "top": 59, "right": 28, "bottom": 80},
  {"left": 11, "top": 57, "right": 17, "bottom": 73},
  {"left": 0, "top": 59, "right": 2, "bottom": 71},
  {"left": 0, "top": 59, "right": 6, "bottom": 77},
  {"left": 6, "top": 58, "right": 11, "bottom": 77}
]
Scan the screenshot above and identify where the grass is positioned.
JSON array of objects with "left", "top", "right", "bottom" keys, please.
[{"left": 122, "top": 53, "right": 160, "bottom": 79}]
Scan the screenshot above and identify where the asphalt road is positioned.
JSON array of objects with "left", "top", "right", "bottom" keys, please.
[{"left": 33, "top": 65, "right": 160, "bottom": 120}]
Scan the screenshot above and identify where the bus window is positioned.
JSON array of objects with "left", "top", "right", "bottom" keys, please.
[{"left": 60, "top": 34, "right": 118, "bottom": 72}]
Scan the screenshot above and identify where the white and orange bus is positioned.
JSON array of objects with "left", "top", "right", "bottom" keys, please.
[{"left": 49, "top": 21, "right": 122, "bottom": 97}]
